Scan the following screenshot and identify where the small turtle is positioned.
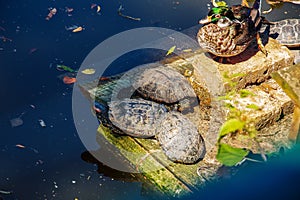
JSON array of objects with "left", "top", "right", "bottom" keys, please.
[
  {"left": 260, "top": 18, "right": 300, "bottom": 64},
  {"left": 156, "top": 112, "right": 205, "bottom": 164},
  {"left": 269, "top": 18, "right": 300, "bottom": 48},
  {"left": 197, "top": 0, "right": 265, "bottom": 57},
  {"left": 133, "top": 66, "right": 196, "bottom": 104},
  {"left": 108, "top": 98, "right": 168, "bottom": 138},
  {"left": 132, "top": 66, "right": 198, "bottom": 114}
]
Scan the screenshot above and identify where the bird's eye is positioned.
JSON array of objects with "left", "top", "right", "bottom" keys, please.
[{"left": 215, "top": 14, "right": 221, "bottom": 18}]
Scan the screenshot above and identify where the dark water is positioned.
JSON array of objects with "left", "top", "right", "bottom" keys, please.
[{"left": 1, "top": 0, "right": 300, "bottom": 199}]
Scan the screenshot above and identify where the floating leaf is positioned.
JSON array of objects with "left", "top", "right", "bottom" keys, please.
[
  {"left": 10, "top": 118, "right": 23, "bottom": 127},
  {"left": 72, "top": 26, "right": 83, "bottom": 33},
  {"left": 166, "top": 45, "right": 176, "bottom": 56},
  {"left": 219, "top": 118, "right": 245, "bottom": 138},
  {"left": 63, "top": 76, "right": 76, "bottom": 84},
  {"left": 216, "top": 143, "right": 249, "bottom": 166},
  {"left": 45, "top": 8, "right": 57, "bottom": 20},
  {"left": 97, "top": 5, "right": 101, "bottom": 13},
  {"left": 56, "top": 65, "right": 76, "bottom": 73},
  {"left": 16, "top": 144, "right": 26, "bottom": 148},
  {"left": 81, "top": 68, "right": 96, "bottom": 75}
]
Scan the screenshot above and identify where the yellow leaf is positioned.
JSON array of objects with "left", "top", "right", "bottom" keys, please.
[
  {"left": 72, "top": 26, "right": 83, "bottom": 33},
  {"left": 166, "top": 45, "right": 176, "bottom": 56},
  {"left": 97, "top": 5, "right": 101, "bottom": 13},
  {"left": 81, "top": 68, "right": 96, "bottom": 74}
]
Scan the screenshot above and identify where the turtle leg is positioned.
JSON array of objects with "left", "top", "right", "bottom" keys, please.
[{"left": 256, "top": 32, "right": 268, "bottom": 56}]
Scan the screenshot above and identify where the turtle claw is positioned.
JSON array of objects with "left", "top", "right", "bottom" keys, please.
[{"left": 256, "top": 33, "right": 268, "bottom": 56}]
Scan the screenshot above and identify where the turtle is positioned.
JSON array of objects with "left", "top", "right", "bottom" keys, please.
[
  {"left": 131, "top": 66, "right": 199, "bottom": 113},
  {"left": 133, "top": 66, "right": 196, "bottom": 104},
  {"left": 197, "top": 0, "right": 266, "bottom": 57},
  {"left": 108, "top": 98, "right": 168, "bottom": 138},
  {"left": 155, "top": 112, "right": 205, "bottom": 164},
  {"left": 268, "top": 18, "right": 300, "bottom": 48},
  {"left": 259, "top": 18, "right": 300, "bottom": 64}
]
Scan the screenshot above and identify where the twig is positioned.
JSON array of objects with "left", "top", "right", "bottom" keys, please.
[
  {"left": 117, "top": 5, "right": 141, "bottom": 21},
  {"left": 0, "top": 190, "right": 13, "bottom": 195}
]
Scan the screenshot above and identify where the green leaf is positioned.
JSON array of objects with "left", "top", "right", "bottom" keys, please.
[
  {"left": 239, "top": 89, "right": 255, "bottom": 98},
  {"left": 212, "top": 0, "right": 228, "bottom": 7},
  {"left": 216, "top": 143, "right": 249, "bottom": 166},
  {"left": 219, "top": 118, "right": 245, "bottom": 138},
  {"left": 246, "top": 104, "right": 261, "bottom": 110}
]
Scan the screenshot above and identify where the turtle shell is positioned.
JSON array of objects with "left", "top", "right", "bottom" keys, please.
[
  {"left": 108, "top": 98, "right": 167, "bottom": 138},
  {"left": 155, "top": 112, "right": 205, "bottom": 164},
  {"left": 133, "top": 66, "right": 197, "bottom": 104},
  {"left": 269, "top": 18, "right": 300, "bottom": 48}
]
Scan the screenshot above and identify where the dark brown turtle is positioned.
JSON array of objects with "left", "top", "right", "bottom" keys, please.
[
  {"left": 131, "top": 65, "right": 198, "bottom": 114},
  {"left": 133, "top": 66, "right": 196, "bottom": 104},
  {"left": 108, "top": 98, "right": 168, "bottom": 138}
]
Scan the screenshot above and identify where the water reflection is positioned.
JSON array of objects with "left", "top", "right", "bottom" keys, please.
[{"left": 81, "top": 151, "right": 141, "bottom": 183}]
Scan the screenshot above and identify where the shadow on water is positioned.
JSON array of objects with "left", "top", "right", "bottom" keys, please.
[{"left": 81, "top": 151, "right": 141, "bottom": 183}]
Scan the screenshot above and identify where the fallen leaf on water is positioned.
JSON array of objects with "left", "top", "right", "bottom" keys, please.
[
  {"left": 63, "top": 76, "right": 76, "bottom": 84},
  {"left": 72, "top": 26, "right": 83, "bottom": 33},
  {"left": 97, "top": 5, "right": 101, "bottom": 13},
  {"left": 91, "top": 4, "right": 101, "bottom": 13},
  {"left": 10, "top": 118, "right": 23, "bottom": 127},
  {"left": 65, "top": 7, "right": 74, "bottom": 13},
  {"left": 0, "top": 190, "right": 12, "bottom": 195},
  {"left": 81, "top": 68, "right": 95, "bottom": 74},
  {"left": 16, "top": 144, "right": 26, "bottom": 148},
  {"left": 28, "top": 48, "right": 38, "bottom": 54},
  {"left": 166, "top": 45, "right": 176, "bottom": 56},
  {"left": 56, "top": 64, "right": 77, "bottom": 73},
  {"left": 100, "top": 76, "right": 110, "bottom": 81},
  {"left": 45, "top": 8, "right": 57, "bottom": 20}
]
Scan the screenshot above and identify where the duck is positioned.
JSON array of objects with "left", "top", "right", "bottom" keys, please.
[{"left": 197, "top": 0, "right": 267, "bottom": 58}]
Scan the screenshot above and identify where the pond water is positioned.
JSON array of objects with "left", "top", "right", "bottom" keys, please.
[{"left": 1, "top": 0, "right": 300, "bottom": 199}]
